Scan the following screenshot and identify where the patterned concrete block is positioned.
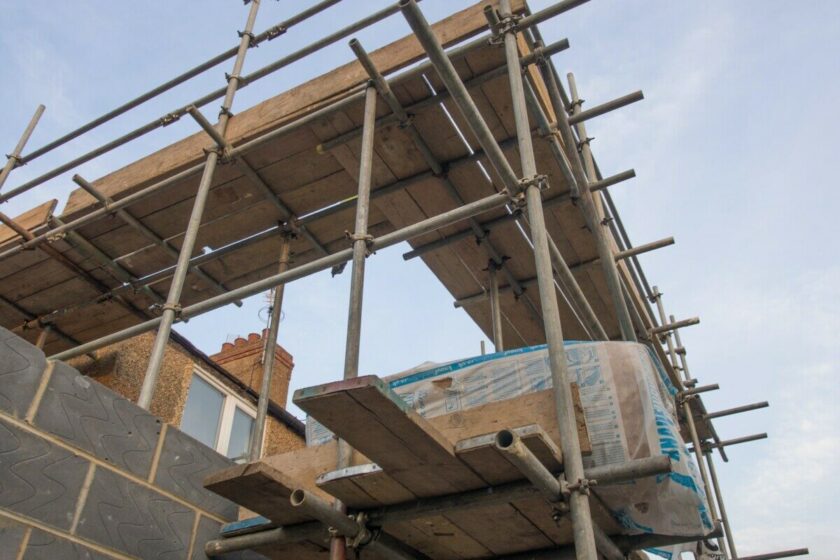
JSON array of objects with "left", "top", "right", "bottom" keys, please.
[
  {"left": 22, "top": 529, "right": 110, "bottom": 560},
  {"left": 192, "top": 515, "right": 268, "bottom": 560},
  {"left": 0, "top": 326, "right": 46, "bottom": 419},
  {"left": 76, "top": 467, "right": 195, "bottom": 559},
  {"left": 33, "top": 361, "right": 162, "bottom": 478},
  {"left": 0, "top": 518, "right": 27, "bottom": 560},
  {"left": 0, "top": 418, "right": 88, "bottom": 530},
  {"left": 154, "top": 427, "right": 237, "bottom": 519}
]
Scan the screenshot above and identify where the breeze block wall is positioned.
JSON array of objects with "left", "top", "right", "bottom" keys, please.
[{"left": 0, "top": 327, "right": 261, "bottom": 559}]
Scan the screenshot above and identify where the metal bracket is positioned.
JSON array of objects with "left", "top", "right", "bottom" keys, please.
[
  {"left": 568, "top": 97, "right": 585, "bottom": 115},
  {"left": 562, "top": 477, "right": 597, "bottom": 496},
  {"left": 149, "top": 302, "right": 182, "bottom": 316},
  {"left": 474, "top": 228, "right": 490, "bottom": 246},
  {"left": 266, "top": 25, "right": 287, "bottom": 40},
  {"left": 348, "top": 512, "right": 374, "bottom": 549},
  {"left": 576, "top": 136, "right": 594, "bottom": 152},
  {"left": 600, "top": 215, "right": 614, "bottom": 227},
  {"left": 488, "top": 13, "right": 521, "bottom": 44},
  {"left": 518, "top": 174, "right": 549, "bottom": 193},
  {"left": 676, "top": 392, "right": 696, "bottom": 406},
  {"left": 159, "top": 113, "right": 181, "bottom": 127},
  {"left": 5, "top": 153, "right": 23, "bottom": 168},
  {"left": 345, "top": 231, "right": 375, "bottom": 255},
  {"left": 237, "top": 30, "right": 257, "bottom": 48},
  {"left": 218, "top": 105, "right": 235, "bottom": 119},
  {"left": 398, "top": 113, "right": 416, "bottom": 129}
]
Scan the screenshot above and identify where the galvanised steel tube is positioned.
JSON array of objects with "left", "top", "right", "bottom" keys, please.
[
  {"left": 567, "top": 73, "right": 637, "bottom": 342},
  {"left": 652, "top": 288, "right": 724, "bottom": 555},
  {"left": 188, "top": 106, "right": 330, "bottom": 259},
  {"left": 400, "top": 0, "right": 520, "bottom": 193},
  {"left": 547, "top": 235, "right": 608, "bottom": 340},
  {"left": 0, "top": 104, "right": 44, "bottom": 194},
  {"left": 248, "top": 233, "right": 292, "bottom": 462},
  {"left": 0, "top": 1, "right": 404, "bottom": 204},
  {"left": 650, "top": 316, "right": 700, "bottom": 336},
  {"left": 489, "top": 264, "right": 504, "bottom": 351},
  {"left": 705, "top": 433, "right": 767, "bottom": 449},
  {"left": 704, "top": 402, "right": 769, "bottom": 421},
  {"left": 498, "top": 0, "right": 598, "bottom": 556},
  {"left": 205, "top": 522, "right": 326, "bottom": 556},
  {"left": 352, "top": 38, "right": 546, "bottom": 329},
  {"left": 137, "top": 0, "right": 262, "bottom": 411},
  {"left": 333, "top": 85, "right": 377, "bottom": 560},
  {"left": 567, "top": 90, "right": 644, "bottom": 126},
  {"left": 290, "top": 490, "right": 422, "bottom": 560},
  {"left": 705, "top": 449, "right": 738, "bottom": 559},
  {"left": 0, "top": 29, "right": 531, "bottom": 265},
  {"left": 17, "top": 0, "right": 343, "bottom": 167},
  {"left": 205, "top": 454, "right": 674, "bottom": 554},
  {"left": 494, "top": 430, "right": 561, "bottom": 499},
  {"left": 401, "top": 169, "right": 634, "bottom": 262},
  {"left": 734, "top": 549, "right": 809, "bottom": 560},
  {"left": 72, "top": 174, "right": 239, "bottom": 304},
  {"left": 52, "top": 191, "right": 510, "bottom": 360},
  {"left": 0, "top": 162, "right": 206, "bottom": 261}
]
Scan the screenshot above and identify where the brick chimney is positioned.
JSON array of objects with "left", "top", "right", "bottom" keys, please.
[{"left": 210, "top": 330, "right": 294, "bottom": 407}]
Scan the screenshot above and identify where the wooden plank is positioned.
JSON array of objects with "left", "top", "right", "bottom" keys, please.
[
  {"left": 294, "top": 375, "right": 485, "bottom": 497},
  {"left": 455, "top": 424, "right": 563, "bottom": 486},
  {"left": 203, "top": 461, "right": 322, "bottom": 526},
  {"left": 0, "top": 199, "right": 56, "bottom": 247}
]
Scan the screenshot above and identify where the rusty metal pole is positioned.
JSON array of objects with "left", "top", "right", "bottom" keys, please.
[
  {"left": 137, "top": 0, "right": 262, "bottom": 410},
  {"left": 249, "top": 232, "right": 293, "bottom": 462}
]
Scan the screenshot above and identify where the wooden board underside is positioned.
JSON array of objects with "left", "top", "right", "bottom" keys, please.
[{"left": 0, "top": 0, "right": 665, "bottom": 366}]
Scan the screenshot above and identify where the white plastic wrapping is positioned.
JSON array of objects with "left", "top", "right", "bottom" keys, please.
[{"left": 305, "top": 341, "right": 713, "bottom": 539}]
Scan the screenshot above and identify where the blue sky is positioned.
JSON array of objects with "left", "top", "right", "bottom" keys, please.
[{"left": 1, "top": 1, "right": 837, "bottom": 558}]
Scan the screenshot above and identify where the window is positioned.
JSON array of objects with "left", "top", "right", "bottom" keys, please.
[{"left": 180, "top": 368, "right": 259, "bottom": 462}]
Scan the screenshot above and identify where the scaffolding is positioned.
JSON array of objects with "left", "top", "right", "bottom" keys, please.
[{"left": 0, "top": 1, "right": 810, "bottom": 559}]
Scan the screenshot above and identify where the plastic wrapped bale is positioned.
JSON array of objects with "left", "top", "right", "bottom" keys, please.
[{"left": 305, "top": 341, "right": 714, "bottom": 537}]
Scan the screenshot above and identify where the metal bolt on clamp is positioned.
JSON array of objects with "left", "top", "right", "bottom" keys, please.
[
  {"left": 563, "top": 477, "right": 597, "bottom": 496},
  {"left": 345, "top": 231, "right": 375, "bottom": 255}
]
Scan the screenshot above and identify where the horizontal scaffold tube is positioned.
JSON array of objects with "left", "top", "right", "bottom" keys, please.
[
  {"left": 0, "top": 1, "right": 409, "bottom": 204},
  {"left": 0, "top": 31, "right": 554, "bottom": 265},
  {"left": 50, "top": 191, "right": 510, "bottom": 360},
  {"left": 16, "top": 0, "right": 343, "bottom": 167}
]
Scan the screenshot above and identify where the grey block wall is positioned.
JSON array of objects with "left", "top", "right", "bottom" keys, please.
[{"left": 0, "top": 327, "right": 262, "bottom": 559}]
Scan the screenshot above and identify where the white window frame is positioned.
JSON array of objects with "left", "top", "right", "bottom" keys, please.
[{"left": 185, "top": 365, "right": 259, "bottom": 458}]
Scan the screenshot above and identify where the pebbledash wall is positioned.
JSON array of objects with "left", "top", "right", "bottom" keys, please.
[
  {"left": 0, "top": 326, "right": 262, "bottom": 559},
  {"left": 67, "top": 329, "right": 305, "bottom": 458}
]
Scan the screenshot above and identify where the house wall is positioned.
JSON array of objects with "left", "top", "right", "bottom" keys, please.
[{"left": 0, "top": 327, "right": 249, "bottom": 559}]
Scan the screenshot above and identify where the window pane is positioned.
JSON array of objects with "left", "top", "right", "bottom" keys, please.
[
  {"left": 226, "top": 407, "right": 255, "bottom": 462},
  {"left": 181, "top": 374, "right": 224, "bottom": 449}
]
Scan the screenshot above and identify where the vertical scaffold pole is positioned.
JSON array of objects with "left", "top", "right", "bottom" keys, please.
[
  {"left": 249, "top": 232, "right": 293, "bottom": 462},
  {"left": 673, "top": 319, "right": 738, "bottom": 559},
  {"left": 137, "top": 0, "right": 262, "bottom": 410},
  {"left": 332, "top": 84, "right": 378, "bottom": 560},
  {"left": 566, "top": 73, "right": 637, "bottom": 342},
  {"left": 652, "top": 287, "right": 725, "bottom": 556},
  {"left": 498, "top": 1, "right": 598, "bottom": 557},
  {"left": 488, "top": 262, "right": 504, "bottom": 351},
  {"left": 0, "top": 104, "right": 45, "bottom": 195}
]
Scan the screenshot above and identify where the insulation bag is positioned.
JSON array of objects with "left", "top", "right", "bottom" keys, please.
[{"left": 306, "top": 341, "right": 713, "bottom": 538}]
